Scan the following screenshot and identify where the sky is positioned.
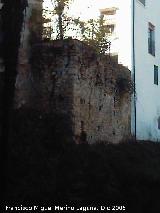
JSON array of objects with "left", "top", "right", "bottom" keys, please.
[
  {"left": 42, "top": 0, "right": 121, "bottom": 40},
  {"left": 43, "top": 0, "right": 114, "bottom": 20}
]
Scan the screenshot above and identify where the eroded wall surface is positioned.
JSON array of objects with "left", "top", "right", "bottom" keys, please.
[{"left": 16, "top": 39, "right": 131, "bottom": 144}]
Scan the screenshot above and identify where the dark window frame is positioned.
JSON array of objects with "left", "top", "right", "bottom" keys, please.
[
  {"left": 154, "top": 65, "right": 158, "bottom": 85},
  {"left": 138, "top": 0, "right": 145, "bottom": 6},
  {"left": 158, "top": 117, "right": 160, "bottom": 129},
  {"left": 148, "top": 23, "right": 155, "bottom": 56},
  {"left": 105, "top": 24, "right": 115, "bottom": 34}
]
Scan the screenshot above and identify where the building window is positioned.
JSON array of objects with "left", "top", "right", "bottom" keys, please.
[
  {"left": 148, "top": 23, "right": 155, "bottom": 56},
  {"left": 105, "top": 24, "right": 115, "bottom": 34},
  {"left": 158, "top": 117, "right": 160, "bottom": 129},
  {"left": 138, "top": 0, "right": 145, "bottom": 5},
  {"left": 154, "top": 65, "right": 158, "bottom": 85}
]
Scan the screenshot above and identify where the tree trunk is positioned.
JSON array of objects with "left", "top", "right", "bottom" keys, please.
[
  {"left": 0, "top": 0, "right": 28, "bottom": 202},
  {"left": 58, "top": 12, "right": 63, "bottom": 39}
]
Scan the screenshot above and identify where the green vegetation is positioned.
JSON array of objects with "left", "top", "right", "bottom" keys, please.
[
  {"left": 74, "top": 16, "right": 111, "bottom": 54},
  {"left": 43, "top": 0, "right": 74, "bottom": 39},
  {"left": 43, "top": 0, "right": 110, "bottom": 54}
]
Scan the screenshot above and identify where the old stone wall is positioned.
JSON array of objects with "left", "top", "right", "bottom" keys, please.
[
  {"left": 15, "top": 39, "right": 131, "bottom": 144},
  {"left": 66, "top": 40, "right": 131, "bottom": 144},
  {"left": 0, "top": 1, "right": 131, "bottom": 144}
]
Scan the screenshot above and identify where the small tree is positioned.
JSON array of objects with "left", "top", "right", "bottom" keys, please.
[
  {"left": 84, "top": 16, "right": 111, "bottom": 54},
  {"left": 43, "top": 0, "right": 111, "bottom": 54},
  {"left": 42, "top": 12, "right": 52, "bottom": 39},
  {"left": 43, "top": 0, "right": 73, "bottom": 40},
  {"left": 74, "top": 15, "right": 111, "bottom": 54}
]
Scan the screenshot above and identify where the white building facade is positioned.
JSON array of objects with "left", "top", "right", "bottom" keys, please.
[
  {"left": 99, "top": 0, "right": 160, "bottom": 141},
  {"left": 134, "top": 0, "right": 160, "bottom": 141}
]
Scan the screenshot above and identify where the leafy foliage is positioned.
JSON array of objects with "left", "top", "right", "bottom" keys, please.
[
  {"left": 115, "top": 71, "right": 134, "bottom": 96},
  {"left": 74, "top": 16, "right": 111, "bottom": 54},
  {"left": 43, "top": 1, "right": 111, "bottom": 54},
  {"left": 43, "top": 0, "right": 73, "bottom": 39}
]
